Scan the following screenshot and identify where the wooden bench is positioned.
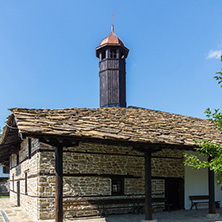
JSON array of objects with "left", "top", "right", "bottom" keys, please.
[
  {"left": 189, "top": 195, "right": 220, "bottom": 210},
  {"left": 63, "top": 198, "right": 138, "bottom": 216},
  {"left": 63, "top": 197, "right": 173, "bottom": 217},
  {"left": 152, "top": 198, "right": 172, "bottom": 213},
  {"left": 119, "top": 197, "right": 172, "bottom": 214},
  {"left": 96, "top": 198, "right": 140, "bottom": 216}
]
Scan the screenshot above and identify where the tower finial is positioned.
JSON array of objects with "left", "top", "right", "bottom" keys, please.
[{"left": 111, "top": 13, "right": 114, "bottom": 32}]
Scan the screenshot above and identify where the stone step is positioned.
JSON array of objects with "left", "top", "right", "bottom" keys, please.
[
  {"left": 65, "top": 217, "right": 106, "bottom": 222},
  {"left": 38, "top": 216, "right": 106, "bottom": 222},
  {"left": 65, "top": 216, "right": 106, "bottom": 222}
]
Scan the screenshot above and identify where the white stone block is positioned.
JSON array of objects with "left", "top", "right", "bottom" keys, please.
[{"left": 206, "top": 213, "right": 220, "bottom": 218}]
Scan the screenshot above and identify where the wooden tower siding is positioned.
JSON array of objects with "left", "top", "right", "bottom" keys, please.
[
  {"left": 96, "top": 25, "right": 129, "bottom": 108},
  {"left": 98, "top": 47, "right": 127, "bottom": 108}
]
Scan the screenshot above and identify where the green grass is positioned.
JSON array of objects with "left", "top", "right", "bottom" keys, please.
[{"left": 0, "top": 196, "right": 9, "bottom": 198}]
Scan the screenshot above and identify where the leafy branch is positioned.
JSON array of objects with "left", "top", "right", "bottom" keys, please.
[{"left": 184, "top": 56, "right": 222, "bottom": 185}]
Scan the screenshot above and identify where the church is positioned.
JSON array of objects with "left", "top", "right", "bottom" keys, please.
[{"left": 1, "top": 25, "right": 222, "bottom": 222}]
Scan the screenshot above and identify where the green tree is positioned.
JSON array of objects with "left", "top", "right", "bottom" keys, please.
[
  {"left": 184, "top": 57, "right": 222, "bottom": 214},
  {"left": 185, "top": 56, "right": 222, "bottom": 185},
  {"left": 184, "top": 56, "right": 222, "bottom": 185}
]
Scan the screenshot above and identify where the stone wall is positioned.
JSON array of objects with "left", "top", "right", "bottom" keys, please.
[
  {"left": 152, "top": 149, "right": 184, "bottom": 178},
  {"left": 10, "top": 138, "right": 40, "bottom": 220},
  {"left": 9, "top": 138, "right": 184, "bottom": 220},
  {"left": 38, "top": 141, "right": 184, "bottom": 219}
]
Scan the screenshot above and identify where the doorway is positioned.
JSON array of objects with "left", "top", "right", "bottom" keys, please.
[{"left": 165, "top": 178, "right": 184, "bottom": 210}]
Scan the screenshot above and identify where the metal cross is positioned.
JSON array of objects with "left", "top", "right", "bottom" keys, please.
[{"left": 112, "top": 13, "right": 114, "bottom": 25}]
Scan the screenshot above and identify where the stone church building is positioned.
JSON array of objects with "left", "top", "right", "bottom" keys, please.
[{"left": 1, "top": 25, "right": 222, "bottom": 222}]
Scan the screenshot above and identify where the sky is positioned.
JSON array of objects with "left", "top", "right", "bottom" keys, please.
[{"left": 0, "top": 0, "right": 222, "bottom": 129}]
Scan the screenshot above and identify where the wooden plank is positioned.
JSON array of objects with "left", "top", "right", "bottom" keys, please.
[
  {"left": 208, "top": 158, "right": 216, "bottom": 214},
  {"left": 55, "top": 146, "right": 63, "bottom": 222},
  {"left": 190, "top": 195, "right": 209, "bottom": 200},
  {"left": 144, "top": 150, "right": 152, "bottom": 220},
  {"left": 17, "top": 181, "right": 20, "bottom": 206}
]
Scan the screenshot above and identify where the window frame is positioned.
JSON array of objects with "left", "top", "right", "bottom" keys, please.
[
  {"left": 102, "top": 51, "right": 106, "bottom": 60},
  {"left": 111, "top": 178, "right": 124, "bottom": 196},
  {"left": 110, "top": 49, "right": 117, "bottom": 58}
]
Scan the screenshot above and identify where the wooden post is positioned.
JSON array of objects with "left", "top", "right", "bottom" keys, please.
[
  {"left": 144, "top": 150, "right": 152, "bottom": 220},
  {"left": 17, "top": 181, "right": 20, "bottom": 207},
  {"left": 208, "top": 157, "right": 216, "bottom": 214},
  {"left": 55, "top": 146, "right": 63, "bottom": 222}
]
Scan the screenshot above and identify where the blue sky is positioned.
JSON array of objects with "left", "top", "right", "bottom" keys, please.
[{"left": 0, "top": 0, "right": 222, "bottom": 128}]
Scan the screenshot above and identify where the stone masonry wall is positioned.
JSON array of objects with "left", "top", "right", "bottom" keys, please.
[
  {"left": 10, "top": 138, "right": 40, "bottom": 220},
  {"left": 9, "top": 138, "right": 184, "bottom": 220},
  {"left": 38, "top": 141, "right": 184, "bottom": 219}
]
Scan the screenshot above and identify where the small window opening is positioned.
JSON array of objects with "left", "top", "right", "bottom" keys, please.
[
  {"left": 112, "top": 178, "right": 124, "bottom": 195},
  {"left": 110, "top": 50, "right": 117, "bottom": 58},
  {"left": 102, "top": 51, "right": 106, "bottom": 60},
  {"left": 121, "top": 53, "right": 125, "bottom": 59}
]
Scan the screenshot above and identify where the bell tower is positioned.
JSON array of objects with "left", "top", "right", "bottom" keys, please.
[{"left": 96, "top": 25, "right": 129, "bottom": 108}]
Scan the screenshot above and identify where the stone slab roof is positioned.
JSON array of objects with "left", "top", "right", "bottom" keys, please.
[{"left": 2, "top": 107, "right": 222, "bottom": 148}]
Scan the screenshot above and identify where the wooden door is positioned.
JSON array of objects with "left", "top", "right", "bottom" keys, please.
[{"left": 165, "top": 178, "right": 184, "bottom": 210}]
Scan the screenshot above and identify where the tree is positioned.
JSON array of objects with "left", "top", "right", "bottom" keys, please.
[
  {"left": 184, "top": 140, "right": 222, "bottom": 184},
  {"left": 184, "top": 56, "right": 222, "bottom": 185},
  {"left": 184, "top": 56, "right": 222, "bottom": 214}
]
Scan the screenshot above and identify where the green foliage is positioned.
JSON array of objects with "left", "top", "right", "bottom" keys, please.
[
  {"left": 184, "top": 140, "right": 222, "bottom": 184},
  {"left": 204, "top": 108, "right": 222, "bottom": 131},
  {"left": 195, "top": 140, "right": 221, "bottom": 157},
  {"left": 184, "top": 153, "right": 208, "bottom": 169},
  {"left": 214, "top": 56, "right": 222, "bottom": 87},
  {"left": 184, "top": 57, "right": 222, "bottom": 185}
]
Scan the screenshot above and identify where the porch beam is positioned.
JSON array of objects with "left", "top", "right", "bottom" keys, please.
[
  {"left": 144, "top": 150, "right": 152, "bottom": 220},
  {"left": 55, "top": 146, "right": 63, "bottom": 222}
]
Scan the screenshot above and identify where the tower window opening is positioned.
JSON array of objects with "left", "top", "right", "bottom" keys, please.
[
  {"left": 121, "top": 53, "right": 125, "bottom": 59},
  {"left": 102, "top": 51, "right": 106, "bottom": 60},
  {"left": 110, "top": 50, "right": 117, "bottom": 58}
]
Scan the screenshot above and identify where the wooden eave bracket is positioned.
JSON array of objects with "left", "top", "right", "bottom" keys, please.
[
  {"left": 38, "top": 135, "right": 79, "bottom": 147},
  {"left": 133, "top": 144, "right": 162, "bottom": 153}
]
